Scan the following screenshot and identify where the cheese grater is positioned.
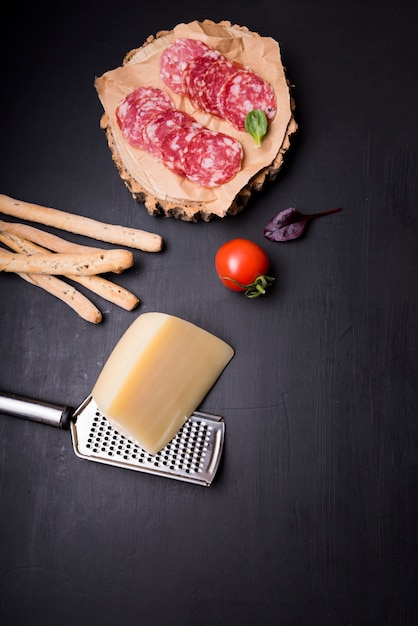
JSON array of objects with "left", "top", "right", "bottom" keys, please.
[{"left": 0, "top": 391, "right": 225, "bottom": 486}]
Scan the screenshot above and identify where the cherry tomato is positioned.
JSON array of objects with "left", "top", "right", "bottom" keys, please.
[{"left": 215, "top": 238, "right": 274, "bottom": 298}]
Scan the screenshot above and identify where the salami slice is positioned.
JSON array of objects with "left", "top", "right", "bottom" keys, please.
[
  {"left": 200, "top": 58, "right": 241, "bottom": 117},
  {"left": 161, "top": 120, "right": 204, "bottom": 176},
  {"left": 116, "top": 87, "right": 174, "bottom": 149},
  {"left": 183, "top": 129, "right": 243, "bottom": 187},
  {"left": 120, "top": 86, "right": 174, "bottom": 108},
  {"left": 219, "top": 68, "right": 277, "bottom": 129},
  {"left": 159, "top": 38, "right": 211, "bottom": 95},
  {"left": 141, "top": 109, "right": 192, "bottom": 159},
  {"left": 182, "top": 49, "right": 221, "bottom": 110}
]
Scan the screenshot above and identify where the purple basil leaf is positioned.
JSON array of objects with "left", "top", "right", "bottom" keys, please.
[
  {"left": 264, "top": 207, "right": 307, "bottom": 241},
  {"left": 264, "top": 207, "right": 343, "bottom": 242}
]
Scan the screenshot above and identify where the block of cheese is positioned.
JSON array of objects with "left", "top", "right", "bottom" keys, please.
[{"left": 92, "top": 312, "right": 234, "bottom": 455}]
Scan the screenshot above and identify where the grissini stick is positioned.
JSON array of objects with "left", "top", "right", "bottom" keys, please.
[
  {"left": 0, "top": 194, "right": 163, "bottom": 252},
  {"left": 0, "top": 248, "right": 133, "bottom": 276},
  {"left": 0, "top": 246, "right": 102, "bottom": 323},
  {"left": 72, "top": 275, "right": 139, "bottom": 310},
  {"left": 0, "top": 220, "right": 105, "bottom": 253},
  {"left": 0, "top": 231, "right": 139, "bottom": 311},
  {"left": 18, "top": 272, "right": 103, "bottom": 324},
  {"left": 0, "top": 220, "right": 132, "bottom": 276}
]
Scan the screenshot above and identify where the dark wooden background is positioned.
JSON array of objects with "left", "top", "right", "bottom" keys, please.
[{"left": 1, "top": 1, "right": 417, "bottom": 625}]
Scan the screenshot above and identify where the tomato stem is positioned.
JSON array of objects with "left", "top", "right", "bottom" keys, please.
[{"left": 221, "top": 274, "right": 275, "bottom": 298}]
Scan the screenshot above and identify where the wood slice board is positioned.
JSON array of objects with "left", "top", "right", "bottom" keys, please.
[{"left": 95, "top": 20, "right": 298, "bottom": 222}]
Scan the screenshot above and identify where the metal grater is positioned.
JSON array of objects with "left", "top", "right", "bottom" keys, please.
[
  {"left": 71, "top": 395, "right": 225, "bottom": 485},
  {"left": 0, "top": 392, "right": 225, "bottom": 486}
]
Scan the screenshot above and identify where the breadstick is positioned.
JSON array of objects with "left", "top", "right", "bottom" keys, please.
[
  {"left": 0, "top": 231, "right": 139, "bottom": 310},
  {"left": 0, "top": 248, "right": 133, "bottom": 275},
  {"left": 0, "top": 221, "right": 128, "bottom": 275},
  {"left": 0, "top": 245, "right": 102, "bottom": 323},
  {"left": 0, "top": 219, "right": 104, "bottom": 253},
  {"left": 0, "top": 194, "right": 163, "bottom": 252},
  {"left": 18, "top": 271, "right": 102, "bottom": 324},
  {"left": 73, "top": 275, "right": 139, "bottom": 310}
]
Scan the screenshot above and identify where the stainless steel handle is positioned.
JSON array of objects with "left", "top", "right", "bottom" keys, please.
[{"left": 0, "top": 391, "right": 73, "bottom": 429}]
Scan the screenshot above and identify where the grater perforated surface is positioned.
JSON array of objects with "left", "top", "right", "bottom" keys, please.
[{"left": 70, "top": 396, "right": 225, "bottom": 486}]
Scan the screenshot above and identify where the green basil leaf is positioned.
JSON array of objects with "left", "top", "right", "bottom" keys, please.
[{"left": 245, "top": 110, "right": 268, "bottom": 147}]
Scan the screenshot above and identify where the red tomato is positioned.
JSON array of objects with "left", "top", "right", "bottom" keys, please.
[{"left": 215, "top": 238, "right": 274, "bottom": 298}]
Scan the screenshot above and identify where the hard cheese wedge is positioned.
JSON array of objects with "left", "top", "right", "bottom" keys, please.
[{"left": 92, "top": 312, "right": 234, "bottom": 455}]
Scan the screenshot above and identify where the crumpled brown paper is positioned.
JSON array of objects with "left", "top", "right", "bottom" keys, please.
[{"left": 95, "top": 20, "right": 294, "bottom": 218}]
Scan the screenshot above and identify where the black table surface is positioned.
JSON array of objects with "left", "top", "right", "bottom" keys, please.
[{"left": 1, "top": 2, "right": 417, "bottom": 625}]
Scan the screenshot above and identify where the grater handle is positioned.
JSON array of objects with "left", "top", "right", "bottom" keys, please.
[{"left": 0, "top": 391, "right": 73, "bottom": 430}]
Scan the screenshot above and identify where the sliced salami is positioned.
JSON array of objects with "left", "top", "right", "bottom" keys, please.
[
  {"left": 200, "top": 58, "right": 241, "bottom": 117},
  {"left": 219, "top": 68, "right": 277, "bottom": 129},
  {"left": 160, "top": 39, "right": 277, "bottom": 132},
  {"left": 161, "top": 121, "right": 203, "bottom": 176},
  {"left": 141, "top": 109, "right": 192, "bottom": 159},
  {"left": 116, "top": 86, "right": 174, "bottom": 149},
  {"left": 183, "top": 129, "right": 243, "bottom": 187},
  {"left": 120, "top": 86, "right": 174, "bottom": 109},
  {"left": 116, "top": 84, "right": 243, "bottom": 187},
  {"left": 182, "top": 49, "right": 221, "bottom": 110},
  {"left": 159, "top": 38, "right": 211, "bottom": 95}
]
